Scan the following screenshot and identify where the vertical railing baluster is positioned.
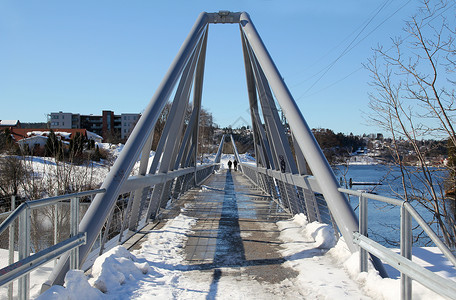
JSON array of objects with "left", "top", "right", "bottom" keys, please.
[
  {"left": 359, "top": 193, "right": 368, "bottom": 273},
  {"left": 8, "top": 196, "right": 16, "bottom": 300},
  {"left": 400, "top": 204, "right": 412, "bottom": 300},
  {"left": 54, "top": 202, "right": 58, "bottom": 245},
  {"left": 54, "top": 202, "right": 59, "bottom": 266},
  {"left": 118, "top": 192, "right": 134, "bottom": 244},
  {"left": 70, "top": 197, "right": 80, "bottom": 269},
  {"left": 18, "top": 205, "right": 30, "bottom": 300}
]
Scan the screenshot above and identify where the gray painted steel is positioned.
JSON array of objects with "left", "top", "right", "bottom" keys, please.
[
  {"left": 238, "top": 12, "right": 365, "bottom": 258},
  {"left": 40, "top": 10, "right": 392, "bottom": 292},
  {"left": 1, "top": 10, "right": 453, "bottom": 296},
  {"left": 342, "top": 188, "right": 456, "bottom": 299},
  {"left": 0, "top": 233, "right": 86, "bottom": 288},
  {"left": 44, "top": 12, "right": 210, "bottom": 288},
  {"left": 354, "top": 233, "right": 456, "bottom": 300}
]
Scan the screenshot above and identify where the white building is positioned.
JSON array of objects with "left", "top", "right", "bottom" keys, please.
[
  {"left": 17, "top": 135, "right": 48, "bottom": 150},
  {"left": 49, "top": 111, "right": 140, "bottom": 140},
  {"left": 49, "top": 112, "right": 73, "bottom": 129},
  {"left": 121, "top": 113, "right": 140, "bottom": 140}
]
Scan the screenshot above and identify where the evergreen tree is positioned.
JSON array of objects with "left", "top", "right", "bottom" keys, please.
[{"left": 45, "top": 129, "right": 62, "bottom": 159}]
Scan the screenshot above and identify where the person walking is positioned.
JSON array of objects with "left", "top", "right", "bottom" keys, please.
[
  {"left": 227, "top": 160, "right": 232, "bottom": 170},
  {"left": 233, "top": 159, "right": 238, "bottom": 171}
]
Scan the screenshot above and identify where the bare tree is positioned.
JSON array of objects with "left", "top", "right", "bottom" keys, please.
[
  {"left": 365, "top": 0, "right": 456, "bottom": 247},
  {"left": 152, "top": 102, "right": 172, "bottom": 151},
  {"left": 198, "top": 108, "right": 215, "bottom": 161}
]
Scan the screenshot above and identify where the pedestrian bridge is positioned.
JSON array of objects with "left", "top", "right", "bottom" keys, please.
[{"left": 0, "top": 11, "right": 455, "bottom": 300}]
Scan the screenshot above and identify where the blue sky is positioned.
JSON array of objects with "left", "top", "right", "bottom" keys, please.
[{"left": 1, "top": 0, "right": 420, "bottom": 135}]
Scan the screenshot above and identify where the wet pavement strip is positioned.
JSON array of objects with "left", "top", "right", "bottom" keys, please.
[
  {"left": 179, "top": 170, "right": 302, "bottom": 296},
  {"left": 130, "top": 169, "right": 303, "bottom": 297}
]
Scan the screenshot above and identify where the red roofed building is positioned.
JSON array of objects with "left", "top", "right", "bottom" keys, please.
[{"left": 9, "top": 128, "right": 103, "bottom": 155}]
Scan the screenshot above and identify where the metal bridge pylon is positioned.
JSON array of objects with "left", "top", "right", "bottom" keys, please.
[{"left": 44, "top": 11, "right": 386, "bottom": 289}]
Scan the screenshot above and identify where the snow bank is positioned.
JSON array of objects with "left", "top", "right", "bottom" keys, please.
[
  {"left": 277, "top": 213, "right": 337, "bottom": 249},
  {"left": 278, "top": 213, "right": 454, "bottom": 299},
  {"left": 37, "top": 270, "right": 104, "bottom": 300},
  {"left": 277, "top": 214, "right": 365, "bottom": 298},
  {"left": 36, "top": 213, "right": 196, "bottom": 299},
  {"left": 90, "top": 246, "right": 150, "bottom": 293},
  {"left": 327, "top": 238, "right": 452, "bottom": 299}
]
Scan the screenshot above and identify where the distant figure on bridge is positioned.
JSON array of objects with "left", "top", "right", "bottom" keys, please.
[
  {"left": 227, "top": 160, "right": 232, "bottom": 170},
  {"left": 233, "top": 159, "right": 238, "bottom": 171}
]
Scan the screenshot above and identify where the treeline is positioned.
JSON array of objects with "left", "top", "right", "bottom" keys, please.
[
  {"left": 312, "top": 128, "right": 365, "bottom": 163},
  {"left": 218, "top": 126, "right": 365, "bottom": 164}
]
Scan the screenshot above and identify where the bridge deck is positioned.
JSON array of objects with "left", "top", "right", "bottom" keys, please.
[
  {"left": 114, "top": 169, "right": 375, "bottom": 299},
  {"left": 181, "top": 170, "right": 295, "bottom": 280},
  {"left": 128, "top": 169, "right": 308, "bottom": 297}
]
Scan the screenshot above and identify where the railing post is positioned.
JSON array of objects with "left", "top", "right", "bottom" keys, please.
[
  {"left": 53, "top": 202, "right": 58, "bottom": 266},
  {"left": 359, "top": 193, "right": 368, "bottom": 273},
  {"left": 69, "top": 197, "right": 80, "bottom": 270},
  {"left": 8, "top": 196, "right": 15, "bottom": 300},
  {"left": 18, "top": 205, "right": 30, "bottom": 300},
  {"left": 400, "top": 204, "right": 412, "bottom": 300},
  {"left": 54, "top": 203, "right": 58, "bottom": 245}
]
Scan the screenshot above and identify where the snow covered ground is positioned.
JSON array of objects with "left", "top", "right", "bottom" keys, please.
[
  {"left": 35, "top": 212, "right": 455, "bottom": 300},
  {"left": 2, "top": 145, "right": 254, "bottom": 199},
  {"left": 3, "top": 147, "right": 455, "bottom": 299},
  {"left": 346, "top": 154, "right": 380, "bottom": 165},
  {"left": 203, "top": 153, "right": 256, "bottom": 169}
]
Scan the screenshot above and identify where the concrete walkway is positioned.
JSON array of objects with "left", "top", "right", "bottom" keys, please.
[
  {"left": 154, "top": 169, "right": 305, "bottom": 298},
  {"left": 122, "top": 169, "right": 374, "bottom": 299}
]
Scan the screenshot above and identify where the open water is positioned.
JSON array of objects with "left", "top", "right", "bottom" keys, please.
[{"left": 333, "top": 164, "right": 450, "bottom": 247}]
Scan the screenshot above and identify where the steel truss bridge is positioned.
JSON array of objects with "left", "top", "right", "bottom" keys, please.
[{"left": 0, "top": 11, "right": 455, "bottom": 300}]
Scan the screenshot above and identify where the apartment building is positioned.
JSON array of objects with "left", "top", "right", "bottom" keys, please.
[{"left": 49, "top": 111, "right": 140, "bottom": 140}]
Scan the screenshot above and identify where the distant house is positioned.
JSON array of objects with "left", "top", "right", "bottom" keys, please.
[
  {"left": 0, "top": 120, "right": 21, "bottom": 128},
  {"left": 11, "top": 128, "right": 103, "bottom": 152},
  {"left": 17, "top": 135, "right": 48, "bottom": 152}
]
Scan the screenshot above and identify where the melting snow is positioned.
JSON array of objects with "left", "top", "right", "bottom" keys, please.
[{"left": 36, "top": 212, "right": 456, "bottom": 299}]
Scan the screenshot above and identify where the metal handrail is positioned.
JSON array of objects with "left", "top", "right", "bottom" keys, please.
[
  {"left": 353, "top": 233, "right": 456, "bottom": 299},
  {"left": 0, "top": 233, "right": 87, "bottom": 288},
  {"left": 338, "top": 187, "right": 456, "bottom": 267},
  {"left": 0, "top": 211, "right": 12, "bottom": 218},
  {"left": 0, "top": 189, "right": 106, "bottom": 236},
  {"left": 339, "top": 187, "right": 456, "bottom": 300}
]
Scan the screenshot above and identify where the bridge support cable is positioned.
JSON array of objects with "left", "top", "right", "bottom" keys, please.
[
  {"left": 43, "top": 13, "right": 211, "bottom": 289},
  {"left": 240, "top": 27, "right": 275, "bottom": 171},
  {"left": 146, "top": 32, "right": 206, "bottom": 220},
  {"left": 238, "top": 12, "right": 387, "bottom": 277},
  {"left": 43, "top": 11, "right": 388, "bottom": 292},
  {"left": 241, "top": 27, "right": 311, "bottom": 216},
  {"left": 241, "top": 30, "right": 311, "bottom": 214},
  {"left": 242, "top": 32, "right": 298, "bottom": 175},
  {"left": 128, "top": 133, "right": 155, "bottom": 232},
  {"left": 240, "top": 11, "right": 357, "bottom": 245}
]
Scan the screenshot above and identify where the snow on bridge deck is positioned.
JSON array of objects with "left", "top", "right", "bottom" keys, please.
[
  {"left": 108, "top": 170, "right": 370, "bottom": 299},
  {"left": 39, "top": 170, "right": 453, "bottom": 299}
]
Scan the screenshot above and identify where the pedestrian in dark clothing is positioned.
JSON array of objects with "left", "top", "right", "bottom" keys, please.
[
  {"left": 233, "top": 160, "right": 238, "bottom": 171},
  {"left": 227, "top": 160, "right": 232, "bottom": 170}
]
